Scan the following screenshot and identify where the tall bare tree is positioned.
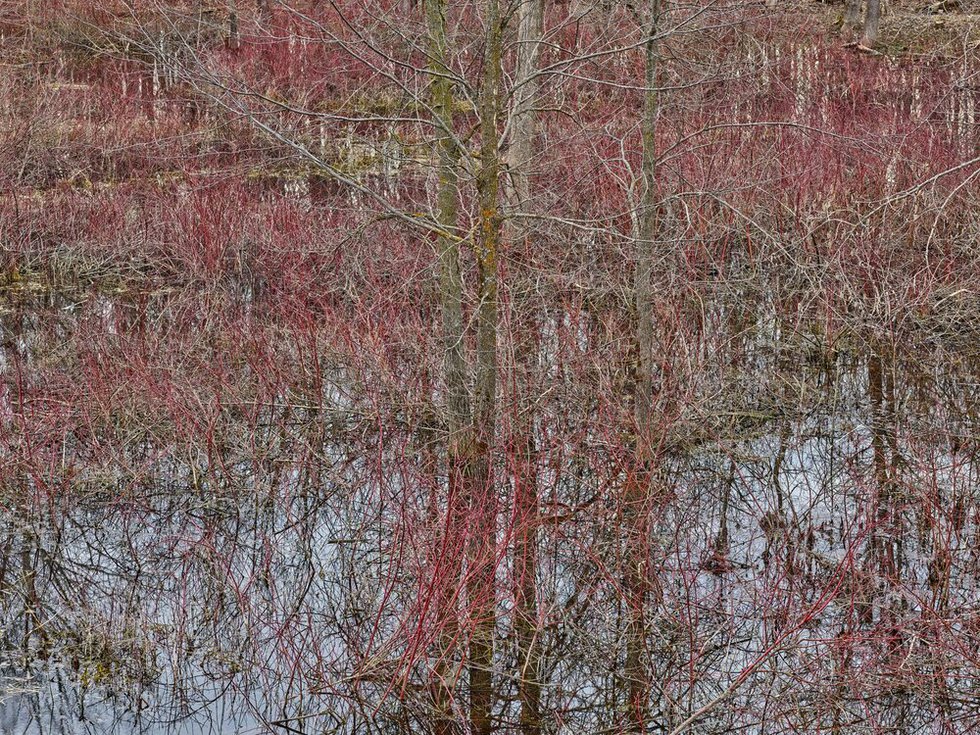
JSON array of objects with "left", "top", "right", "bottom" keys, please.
[
  {"left": 628, "top": 0, "right": 663, "bottom": 730},
  {"left": 467, "top": 1, "right": 504, "bottom": 731},
  {"left": 426, "top": 0, "right": 467, "bottom": 730},
  {"left": 507, "top": 1, "right": 545, "bottom": 733}
]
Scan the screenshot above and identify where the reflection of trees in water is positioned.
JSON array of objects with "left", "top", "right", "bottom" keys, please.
[
  {"left": 2, "top": 278, "right": 980, "bottom": 733},
  {"left": 2, "top": 7, "right": 980, "bottom": 731}
]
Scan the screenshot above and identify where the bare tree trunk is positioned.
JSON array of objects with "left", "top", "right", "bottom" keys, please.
[
  {"left": 427, "top": 0, "right": 467, "bottom": 731},
  {"left": 862, "top": 0, "right": 881, "bottom": 46},
  {"left": 844, "top": 0, "right": 862, "bottom": 29},
  {"left": 511, "top": 0, "right": 544, "bottom": 210},
  {"left": 228, "top": 1, "right": 241, "bottom": 50},
  {"left": 468, "top": 1, "right": 503, "bottom": 733},
  {"left": 425, "top": 2, "right": 503, "bottom": 730},
  {"left": 628, "top": 0, "right": 662, "bottom": 730},
  {"left": 509, "top": 3, "right": 545, "bottom": 734},
  {"left": 427, "top": 1, "right": 468, "bottom": 443}
]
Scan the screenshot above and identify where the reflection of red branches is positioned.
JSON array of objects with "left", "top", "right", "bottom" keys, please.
[{"left": 2, "top": 0, "right": 980, "bottom": 732}]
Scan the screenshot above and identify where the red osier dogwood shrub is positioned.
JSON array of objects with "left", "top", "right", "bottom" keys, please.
[{"left": 1, "top": 1, "right": 980, "bottom": 734}]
